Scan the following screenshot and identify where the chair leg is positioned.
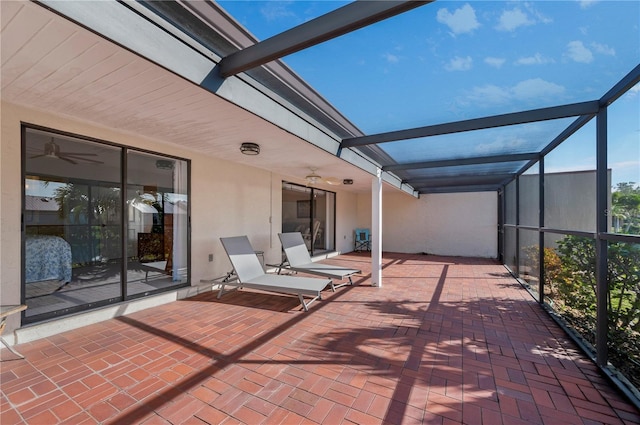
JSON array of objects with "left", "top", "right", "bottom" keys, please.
[
  {"left": 299, "top": 293, "right": 321, "bottom": 311},
  {"left": 332, "top": 276, "right": 352, "bottom": 289},
  {"left": 0, "top": 337, "right": 24, "bottom": 360}
]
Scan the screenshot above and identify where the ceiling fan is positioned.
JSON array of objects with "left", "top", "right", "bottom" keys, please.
[
  {"left": 305, "top": 168, "right": 342, "bottom": 186},
  {"left": 29, "top": 139, "right": 104, "bottom": 165}
]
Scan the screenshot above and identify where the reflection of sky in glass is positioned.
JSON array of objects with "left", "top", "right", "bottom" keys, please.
[
  {"left": 378, "top": 118, "right": 575, "bottom": 163},
  {"left": 401, "top": 161, "right": 528, "bottom": 179},
  {"left": 25, "top": 179, "right": 66, "bottom": 197}
]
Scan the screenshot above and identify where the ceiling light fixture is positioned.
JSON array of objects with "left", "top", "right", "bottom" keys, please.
[
  {"left": 240, "top": 142, "right": 260, "bottom": 155},
  {"left": 155, "top": 159, "right": 175, "bottom": 170},
  {"left": 305, "top": 169, "right": 322, "bottom": 185}
]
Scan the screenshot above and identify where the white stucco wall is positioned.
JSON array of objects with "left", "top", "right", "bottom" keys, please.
[
  {"left": 1, "top": 102, "right": 497, "bottom": 341},
  {"left": 0, "top": 101, "right": 363, "bottom": 338},
  {"left": 357, "top": 190, "right": 498, "bottom": 258},
  {"left": 335, "top": 190, "right": 360, "bottom": 253}
]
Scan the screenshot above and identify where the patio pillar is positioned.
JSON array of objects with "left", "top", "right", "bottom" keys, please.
[{"left": 371, "top": 168, "right": 382, "bottom": 287}]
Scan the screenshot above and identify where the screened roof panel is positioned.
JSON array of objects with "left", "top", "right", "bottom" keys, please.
[
  {"left": 397, "top": 161, "right": 530, "bottom": 180},
  {"left": 377, "top": 117, "right": 575, "bottom": 164},
  {"left": 411, "top": 174, "right": 513, "bottom": 188},
  {"left": 167, "top": 1, "right": 639, "bottom": 194},
  {"left": 219, "top": 2, "right": 639, "bottom": 134}
]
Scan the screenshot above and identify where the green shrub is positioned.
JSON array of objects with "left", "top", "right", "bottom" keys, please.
[{"left": 550, "top": 236, "right": 640, "bottom": 389}]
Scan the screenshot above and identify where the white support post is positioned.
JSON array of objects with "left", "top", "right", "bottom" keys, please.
[{"left": 371, "top": 168, "right": 383, "bottom": 287}]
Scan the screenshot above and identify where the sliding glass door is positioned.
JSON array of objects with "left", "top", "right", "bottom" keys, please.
[
  {"left": 23, "top": 126, "right": 189, "bottom": 323},
  {"left": 282, "top": 182, "right": 335, "bottom": 255},
  {"left": 126, "top": 151, "right": 189, "bottom": 296}
]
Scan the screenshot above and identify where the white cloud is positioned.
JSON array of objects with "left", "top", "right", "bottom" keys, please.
[
  {"left": 591, "top": 42, "right": 615, "bottom": 56},
  {"left": 436, "top": 4, "right": 480, "bottom": 35},
  {"left": 525, "top": 4, "right": 553, "bottom": 25},
  {"left": 465, "top": 78, "right": 566, "bottom": 106},
  {"left": 516, "top": 53, "right": 553, "bottom": 66},
  {"left": 611, "top": 160, "right": 640, "bottom": 170},
  {"left": 579, "top": 0, "right": 598, "bottom": 9},
  {"left": 382, "top": 52, "right": 399, "bottom": 64},
  {"left": 496, "top": 8, "right": 534, "bottom": 32},
  {"left": 624, "top": 83, "right": 640, "bottom": 98},
  {"left": 445, "top": 56, "right": 473, "bottom": 71},
  {"left": 476, "top": 136, "right": 526, "bottom": 154},
  {"left": 512, "top": 78, "right": 565, "bottom": 100},
  {"left": 468, "top": 84, "right": 511, "bottom": 104},
  {"left": 485, "top": 57, "right": 506, "bottom": 68},
  {"left": 260, "top": 1, "right": 295, "bottom": 21},
  {"left": 566, "top": 40, "right": 594, "bottom": 63}
]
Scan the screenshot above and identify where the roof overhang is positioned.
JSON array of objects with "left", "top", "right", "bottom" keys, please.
[
  {"left": 5, "top": 1, "right": 639, "bottom": 196},
  {"left": 2, "top": 0, "right": 420, "bottom": 196}
]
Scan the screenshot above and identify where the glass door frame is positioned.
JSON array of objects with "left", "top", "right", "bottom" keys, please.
[
  {"left": 21, "top": 124, "right": 191, "bottom": 324},
  {"left": 281, "top": 181, "right": 336, "bottom": 256}
]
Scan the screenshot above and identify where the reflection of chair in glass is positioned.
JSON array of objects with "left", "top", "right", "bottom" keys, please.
[
  {"left": 354, "top": 228, "right": 371, "bottom": 252},
  {"left": 303, "top": 220, "right": 321, "bottom": 250}
]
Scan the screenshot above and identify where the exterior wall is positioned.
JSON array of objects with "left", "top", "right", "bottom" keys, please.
[
  {"left": 517, "top": 170, "right": 610, "bottom": 248},
  {"left": 356, "top": 191, "right": 373, "bottom": 232},
  {"left": 0, "top": 101, "right": 360, "bottom": 338},
  {"left": 335, "top": 190, "right": 360, "bottom": 254},
  {"left": 545, "top": 171, "right": 597, "bottom": 232},
  {"left": 0, "top": 102, "right": 497, "bottom": 340},
  {"left": 523, "top": 170, "right": 605, "bottom": 233},
  {"left": 357, "top": 191, "right": 498, "bottom": 258}
]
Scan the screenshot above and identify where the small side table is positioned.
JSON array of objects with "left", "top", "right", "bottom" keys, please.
[{"left": 0, "top": 305, "right": 27, "bottom": 360}]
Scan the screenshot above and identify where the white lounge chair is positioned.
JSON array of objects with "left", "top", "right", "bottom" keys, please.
[
  {"left": 219, "top": 236, "right": 333, "bottom": 311},
  {"left": 278, "top": 232, "right": 361, "bottom": 289}
]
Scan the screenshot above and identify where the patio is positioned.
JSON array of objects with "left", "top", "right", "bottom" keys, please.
[{"left": 1, "top": 252, "right": 639, "bottom": 425}]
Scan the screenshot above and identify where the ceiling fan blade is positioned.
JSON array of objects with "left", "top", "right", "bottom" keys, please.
[
  {"left": 324, "top": 177, "right": 342, "bottom": 185},
  {"left": 63, "top": 155, "right": 104, "bottom": 164},
  {"left": 60, "top": 152, "right": 98, "bottom": 156},
  {"left": 29, "top": 154, "right": 47, "bottom": 159},
  {"left": 59, "top": 156, "right": 77, "bottom": 164}
]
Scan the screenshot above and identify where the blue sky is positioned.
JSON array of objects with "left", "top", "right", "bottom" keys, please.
[{"left": 218, "top": 1, "right": 639, "bottom": 186}]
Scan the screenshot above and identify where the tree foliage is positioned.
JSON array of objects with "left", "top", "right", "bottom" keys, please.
[
  {"left": 549, "top": 235, "right": 640, "bottom": 389},
  {"left": 611, "top": 182, "right": 640, "bottom": 234}
]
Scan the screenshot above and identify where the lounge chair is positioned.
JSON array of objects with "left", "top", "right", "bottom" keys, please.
[
  {"left": 219, "top": 236, "right": 333, "bottom": 311},
  {"left": 278, "top": 232, "right": 361, "bottom": 289}
]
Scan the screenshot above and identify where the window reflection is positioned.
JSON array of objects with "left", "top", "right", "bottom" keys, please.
[
  {"left": 23, "top": 127, "right": 189, "bottom": 323},
  {"left": 127, "top": 152, "right": 189, "bottom": 295},
  {"left": 282, "top": 182, "right": 335, "bottom": 255}
]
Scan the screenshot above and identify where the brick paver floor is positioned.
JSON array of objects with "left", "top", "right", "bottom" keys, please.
[{"left": 1, "top": 252, "right": 639, "bottom": 424}]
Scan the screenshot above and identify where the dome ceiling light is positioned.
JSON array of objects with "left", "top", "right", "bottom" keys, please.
[{"left": 240, "top": 142, "right": 260, "bottom": 155}]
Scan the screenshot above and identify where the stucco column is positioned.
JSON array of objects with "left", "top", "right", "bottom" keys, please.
[{"left": 371, "top": 168, "right": 382, "bottom": 287}]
